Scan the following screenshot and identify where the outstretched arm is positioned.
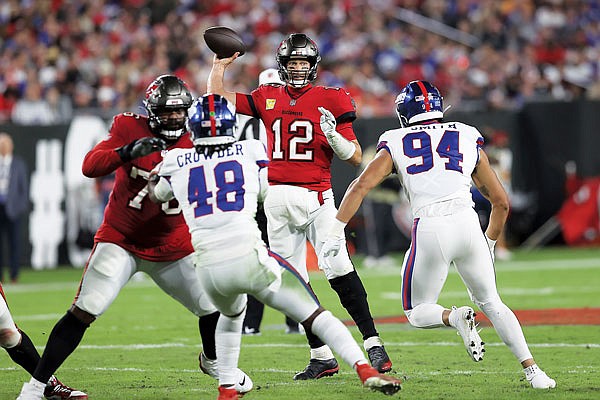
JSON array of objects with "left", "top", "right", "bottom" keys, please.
[
  {"left": 320, "top": 148, "right": 394, "bottom": 260},
  {"left": 207, "top": 53, "right": 240, "bottom": 105},
  {"left": 336, "top": 149, "right": 394, "bottom": 223}
]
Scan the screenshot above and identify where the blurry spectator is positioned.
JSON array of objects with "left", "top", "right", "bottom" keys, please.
[
  {"left": 0, "top": 1, "right": 598, "bottom": 119},
  {"left": 0, "top": 87, "right": 19, "bottom": 123},
  {"left": 45, "top": 86, "right": 73, "bottom": 124},
  {"left": 11, "top": 82, "right": 55, "bottom": 125},
  {"left": 0, "top": 132, "right": 30, "bottom": 283}
]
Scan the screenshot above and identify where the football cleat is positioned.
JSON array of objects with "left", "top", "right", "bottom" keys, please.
[
  {"left": 293, "top": 358, "right": 339, "bottom": 380},
  {"left": 199, "top": 353, "right": 253, "bottom": 395},
  {"left": 242, "top": 326, "right": 261, "bottom": 336},
  {"left": 356, "top": 363, "right": 402, "bottom": 396},
  {"left": 44, "top": 377, "right": 87, "bottom": 400},
  {"left": 217, "top": 385, "right": 239, "bottom": 400},
  {"left": 367, "top": 346, "right": 393, "bottom": 373},
  {"left": 524, "top": 365, "right": 556, "bottom": 389},
  {"left": 451, "top": 306, "right": 485, "bottom": 362}
]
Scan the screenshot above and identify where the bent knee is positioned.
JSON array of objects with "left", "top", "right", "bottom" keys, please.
[{"left": 0, "top": 328, "right": 21, "bottom": 348}]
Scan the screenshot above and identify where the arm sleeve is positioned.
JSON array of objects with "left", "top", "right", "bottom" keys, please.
[{"left": 82, "top": 117, "right": 129, "bottom": 177}]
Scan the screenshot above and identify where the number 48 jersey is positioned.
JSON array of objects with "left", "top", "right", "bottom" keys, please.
[
  {"left": 378, "top": 121, "right": 484, "bottom": 217},
  {"left": 157, "top": 139, "right": 270, "bottom": 264}
]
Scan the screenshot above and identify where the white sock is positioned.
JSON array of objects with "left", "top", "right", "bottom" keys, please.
[
  {"left": 311, "top": 311, "right": 366, "bottom": 367},
  {"left": 310, "top": 345, "right": 335, "bottom": 360},
  {"left": 215, "top": 313, "right": 244, "bottom": 386},
  {"left": 363, "top": 336, "right": 383, "bottom": 351}
]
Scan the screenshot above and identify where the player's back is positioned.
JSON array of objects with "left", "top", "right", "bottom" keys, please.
[
  {"left": 160, "top": 139, "right": 268, "bottom": 263},
  {"left": 379, "top": 121, "right": 483, "bottom": 217}
]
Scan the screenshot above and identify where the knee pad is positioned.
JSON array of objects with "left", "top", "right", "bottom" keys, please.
[
  {"left": 0, "top": 328, "right": 21, "bottom": 349},
  {"left": 404, "top": 303, "right": 445, "bottom": 329}
]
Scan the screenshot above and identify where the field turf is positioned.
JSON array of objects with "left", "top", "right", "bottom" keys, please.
[{"left": 1, "top": 246, "right": 599, "bottom": 399}]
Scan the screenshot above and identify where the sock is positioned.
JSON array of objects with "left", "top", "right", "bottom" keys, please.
[
  {"left": 309, "top": 345, "right": 335, "bottom": 360},
  {"left": 215, "top": 312, "right": 244, "bottom": 386},
  {"left": 199, "top": 312, "right": 220, "bottom": 360},
  {"left": 363, "top": 336, "right": 383, "bottom": 351},
  {"left": 5, "top": 330, "right": 41, "bottom": 376},
  {"left": 33, "top": 311, "right": 89, "bottom": 384},
  {"left": 329, "top": 270, "right": 378, "bottom": 340},
  {"left": 311, "top": 311, "right": 366, "bottom": 367}
]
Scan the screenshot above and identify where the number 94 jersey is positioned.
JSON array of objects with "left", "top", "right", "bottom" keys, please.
[
  {"left": 378, "top": 121, "right": 484, "bottom": 217},
  {"left": 158, "top": 139, "right": 270, "bottom": 264}
]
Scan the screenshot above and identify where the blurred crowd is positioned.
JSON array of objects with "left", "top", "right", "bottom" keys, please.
[{"left": 1, "top": 0, "right": 599, "bottom": 124}]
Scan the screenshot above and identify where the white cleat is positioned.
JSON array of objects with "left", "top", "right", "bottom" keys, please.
[
  {"left": 199, "top": 352, "right": 253, "bottom": 395},
  {"left": 525, "top": 364, "right": 556, "bottom": 389},
  {"left": 451, "top": 306, "right": 485, "bottom": 362}
]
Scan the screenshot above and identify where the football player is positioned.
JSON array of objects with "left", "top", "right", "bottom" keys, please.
[
  {"left": 208, "top": 33, "right": 392, "bottom": 379},
  {"left": 149, "top": 94, "right": 402, "bottom": 400},
  {"left": 321, "top": 80, "right": 556, "bottom": 389},
  {"left": 1, "top": 284, "right": 87, "bottom": 399},
  {"left": 17, "top": 75, "right": 251, "bottom": 400}
]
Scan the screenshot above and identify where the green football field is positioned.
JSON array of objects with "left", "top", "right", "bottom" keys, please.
[{"left": 1, "top": 247, "right": 599, "bottom": 399}]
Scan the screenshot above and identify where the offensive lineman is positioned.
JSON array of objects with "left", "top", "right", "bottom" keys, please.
[{"left": 17, "top": 76, "right": 251, "bottom": 399}]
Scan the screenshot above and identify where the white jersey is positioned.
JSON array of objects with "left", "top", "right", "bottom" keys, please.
[
  {"left": 377, "top": 121, "right": 483, "bottom": 217},
  {"left": 157, "top": 139, "right": 269, "bottom": 264}
]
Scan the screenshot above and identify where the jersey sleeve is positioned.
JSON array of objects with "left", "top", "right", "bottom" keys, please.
[
  {"left": 81, "top": 114, "right": 131, "bottom": 177},
  {"left": 236, "top": 92, "right": 259, "bottom": 118},
  {"left": 325, "top": 88, "right": 357, "bottom": 141}
]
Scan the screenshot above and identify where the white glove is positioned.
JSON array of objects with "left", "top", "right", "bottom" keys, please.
[
  {"left": 318, "top": 219, "right": 347, "bottom": 269},
  {"left": 485, "top": 234, "right": 496, "bottom": 262},
  {"left": 318, "top": 106, "right": 355, "bottom": 161}
]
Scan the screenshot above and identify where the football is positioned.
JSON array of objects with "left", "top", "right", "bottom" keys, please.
[{"left": 203, "top": 26, "right": 246, "bottom": 59}]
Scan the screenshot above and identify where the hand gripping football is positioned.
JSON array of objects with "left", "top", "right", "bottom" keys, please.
[{"left": 203, "top": 26, "right": 246, "bottom": 59}]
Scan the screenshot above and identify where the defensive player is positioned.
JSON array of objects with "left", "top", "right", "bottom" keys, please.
[
  {"left": 208, "top": 33, "right": 392, "bottom": 379},
  {"left": 17, "top": 75, "right": 251, "bottom": 400},
  {"left": 1, "top": 283, "right": 87, "bottom": 399},
  {"left": 150, "top": 94, "right": 402, "bottom": 400},
  {"left": 320, "top": 80, "right": 556, "bottom": 389}
]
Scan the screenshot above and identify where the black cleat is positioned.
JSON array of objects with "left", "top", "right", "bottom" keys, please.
[
  {"left": 367, "top": 346, "right": 393, "bottom": 373},
  {"left": 293, "top": 358, "right": 340, "bottom": 380}
]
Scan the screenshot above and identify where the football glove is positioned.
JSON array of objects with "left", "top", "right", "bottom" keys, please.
[
  {"left": 318, "top": 106, "right": 355, "bottom": 161},
  {"left": 318, "top": 218, "right": 347, "bottom": 270},
  {"left": 117, "top": 137, "right": 167, "bottom": 162},
  {"left": 485, "top": 234, "right": 496, "bottom": 263}
]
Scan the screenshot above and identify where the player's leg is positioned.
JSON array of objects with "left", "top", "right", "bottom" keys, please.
[
  {"left": 456, "top": 212, "right": 555, "bottom": 388},
  {"left": 147, "top": 255, "right": 252, "bottom": 395},
  {"left": 254, "top": 250, "right": 401, "bottom": 395},
  {"left": 19, "top": 242, "right": 133, "bottom": 398},
  {"left": 2, "top": 289, "right": 88, "bottom": 400},
  {"left": 310, "top": 192, "right": 392, "bottom": 373},
  {"left": 264, "top": 186, "right": 334, "bottom": 378}
]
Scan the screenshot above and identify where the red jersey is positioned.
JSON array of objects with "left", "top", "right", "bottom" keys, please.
[
  {"left": 236, "top": 84, "right": 357, "bottom": 191},
  {"left": 82, "top": 112, "right": 194, "bottom": 262}
]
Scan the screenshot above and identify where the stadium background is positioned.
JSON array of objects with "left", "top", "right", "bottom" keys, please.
[{"left": 1, "top": 0, "right": 599, "bottom": 267}]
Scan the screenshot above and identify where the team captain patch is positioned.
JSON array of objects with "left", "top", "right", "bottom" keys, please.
[{"left": 266, "top": 99, "right": 276, "bottom": 110}]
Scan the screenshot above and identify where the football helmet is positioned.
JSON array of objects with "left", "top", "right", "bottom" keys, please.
[
  {"left": 395, "top": 80, "right": 444, "bottom": 127},
  {"left": 276, "top": 33, "right": 321, "bottom": 87},
  {"left": 187, "top": 94, "right": 237, "bottom": 154},
  {"left": 143, "top": 75, "right": 193, "bottom": 140}
]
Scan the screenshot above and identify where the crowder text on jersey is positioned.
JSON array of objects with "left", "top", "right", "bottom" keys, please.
[{"left": 176, "top": 143, "right": 245, "bottom": 167}]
